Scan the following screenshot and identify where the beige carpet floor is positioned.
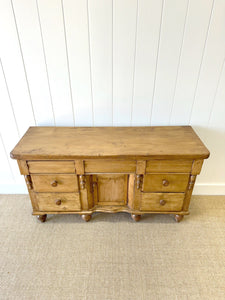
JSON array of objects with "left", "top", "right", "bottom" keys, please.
[{"left": 0, "top": 195, "right": 225, "bottom": 300}]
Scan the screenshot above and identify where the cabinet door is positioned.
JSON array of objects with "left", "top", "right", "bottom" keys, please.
[{"left": 93, "top": 175, "right": 128, "bottom": 206}]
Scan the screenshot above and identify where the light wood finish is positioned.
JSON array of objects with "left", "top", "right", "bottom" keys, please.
[
  {"left": 35, "top": 193, "right": 81, "bottom": 211},
  {"left": 191, "top": 159, "right": 204, "bottom": 175},
  {"left": 25, "top": 175, "right": 33, "bottom": 190},
  {"left": 32, "top": 209, "right": 190, "bottom": 215},
  {"left": 11, "top": 126, "right": 209, "bottom": 222},
  {"left": 140, "top": 193, "right": 184, "bottom": 211},
  {"left": 183, "top": 175, "right": 196, "bottom": 211},
  {"left": 84, "top": 159, "right": 136, "bottom": 173},
  {"left": 10, "top": 126, "right": 210, "bottom": 160},
  {"left": 28, "top": 161, "right": 75, "bottom": 174},
  {"left": 142, "top": 174, "right": 189, "bottom": 192},
  {"left": 79, "top": 175, "right": 92, "bottom": 210},
  {"left": 17, "top": 160, "right": 29, "bottom": 175},
  {"left": 136, "top": 174, "right": 143, "bottom": 190},
  {"left": 136, "top": 160, "right": 146, "bottom": 174},
  {"left": 75, "top": 160, "right": 84, "bottom": 174},
  {"left": 31, "top": 174, "right": 79, "bottom": 192},
  {"left": 79, "top": 175, "right": 86, "bottom": 189},
  {"left": 146, "top": 160, "right": 192, "bottom": 173},
  {"left": 127, "top": 174, "right": 135, "bottom": 209},
  {"left": 93, "top": 175, "right": 128, "bottom": 206}
]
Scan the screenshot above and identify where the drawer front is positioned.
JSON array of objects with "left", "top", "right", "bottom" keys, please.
[
  {"left": 142, "top": 174, "right": 189, "bottom": 192},
  {"left": 140, "top": 193, "right": 184, "bottom": 211},
  {"left": 28, "top": 161, "right": 75, "bottom": 174},
  {"left": 84, "top": 160, "right": 136, "bottom": 173},
  {"left": 146, "top": 160, "right": 193, "bottom": 173},
  {"left": 36, "top": 193, "right": 81, "bottom": 211},
  {"left": 31, "top": 174, "right": 79, "bottom": 192}
]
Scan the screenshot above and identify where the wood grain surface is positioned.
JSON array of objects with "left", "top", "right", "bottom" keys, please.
[
  {"left": 140, "top": 193, "right": 184, "bottom": 211},
  {"left": 31, "top": 174, "right": 79, "bottom": 192},
  {"left": 35, "top": 192, "right": 81, "bottom": 211},
  {"left": 10, "top": 126, "right": 210, "bottom": 160},
  {"left": 142, "top": 174, "right": 189, "bottom": 192}
]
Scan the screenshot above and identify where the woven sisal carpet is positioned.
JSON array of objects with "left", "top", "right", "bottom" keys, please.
[{"left": 0, "top": 195, "right": 225, "bottom": 300}]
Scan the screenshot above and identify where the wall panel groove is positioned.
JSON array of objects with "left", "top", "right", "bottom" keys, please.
[
  {"left": 61, "top": 0, "right": 75, "bottom": 126},
  {"left": 130, "top": 0, "right": 139, "bottom": 125},
  {"left": 188, "top": 0, "right": 215, "bottom": 124},
  {"left": 149, "top": 0, "right": 164, "bottom": 125},
  {"left": 151, "top": 0, "right": 190, "bottom": 125},
  {"left": 0, "top": 60, "right": 20, "bottom": 137},
  {"left": 207, "top": 55, "right": 225, "bottom": 126},
  {"left": 113, "top": 0, "right": 138, "bottom": 125},
  {"left": 36, "top": 0, "right": 56, "bottom": 126},
  {"left": 170, "top": 0, "right": 214, "bottom": 125},
  {"left": 0, "top": 0, "right": 36, "bottom": 135},
  {"left": 169, "top": 0, "right": 190, "bottom": 124},
  {"left": 190, "top": 0, "right": 225, "bottom": 126},
  {"left": 37, "top": 0, "right": 75, "bottom": 126},
  {"left": 87, "top": 0, "right": 94, "bottom": 126},
  {"left": 11, "top": 0, "right": 37, "bottom": 126}
]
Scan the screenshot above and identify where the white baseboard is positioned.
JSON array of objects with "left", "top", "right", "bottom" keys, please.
[{"left": 0, "top": 183, "right": 224, "bottom": 195}]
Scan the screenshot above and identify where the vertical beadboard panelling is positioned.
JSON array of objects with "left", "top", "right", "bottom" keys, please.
[
  {"left": 170, "top": 0, "right": 214, "bottom": 125},
  {"left": 209, "top": 61, "right": 225, "bottom": 127},
  {"left": 37, "top": 0, "right": 74, "bottom": 126},
  {"left": 63, "top": 0, "right": 93, "bottom": 126},
  {"left": 195, "top": 60, "right": 225, "bottom": 186},
  {"left": 0, "top": 0, "right": 35, "bottom": 135},
  {"left": 0, "top": 0, "right": 225, "bottom": 194},
  {"left": 132, "top": 0, "right": 163, "bottom": 126},
  {"left": 88, "top": 0, "right": 112, "bottom": 126},
  {"left": 150, "top": 0, "right": 189, "bottom": 125},
  {"left": 190, "top": 0, "right": 225, "bottom": 126},
  {"left": 0, "top": 61, "right": 21, "bottom": 180},
  {"left": 113, "top": 0, "right": 137, "bottom": 126},
  {"left": 12, "top": 0, "right": 55, "bottom": 126}
]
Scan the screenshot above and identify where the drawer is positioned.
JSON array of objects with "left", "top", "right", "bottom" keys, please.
[
  {"left": 84, "top": 160, "right": 136, "bottom": 173},
  {"left": 140, "top": 193, "right": 184, "bottom": 211},
  {"left": 28, "top": 161, "right": 75, "bottom": 174},
  {"left": 142, "top": 174, "right": 189, "bottom": 192},
  {"left": 31, "top": 174, "right": 79, "bottom": 192},
  {"left": 35, "top": 193, "right": 81, "bottom": 211},
  {"left": 146, "top": 160, "right": 193, "bottom": 173}
]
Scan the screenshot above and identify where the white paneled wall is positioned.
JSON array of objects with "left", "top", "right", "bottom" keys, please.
[{"left": 0, "top": 0, "right": 225, "bottom": 194}]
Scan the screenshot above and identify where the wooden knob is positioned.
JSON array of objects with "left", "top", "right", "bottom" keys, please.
[
  {"left": 162, "top": 179, "right": 169, "bottom": 186},
  {"left": 55, "top": 199, "right": 61, "bottom": 205},
  {"left": 159, "top": 199, "right": 166, "bottom": 206},
  {"left": 51, "top": 180, "right": 58, "bottom": 187}
]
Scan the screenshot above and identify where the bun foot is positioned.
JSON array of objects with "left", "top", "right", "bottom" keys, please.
[
  {"left": 81, "top": 214, "right": 92, "bottom": 222},
  {"left": 37, "top": 214, "right": 47, "bottom": 223},
  {"left": 131, "top": 214, "right": 141, "bottom": 222},
  {"left": 174, "top": 214, "right": 184, "bottom": 222}
]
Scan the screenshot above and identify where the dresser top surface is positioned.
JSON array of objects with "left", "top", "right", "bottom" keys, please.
[{"left": 10, "top": 126, "right": 210, "bottom": 160}]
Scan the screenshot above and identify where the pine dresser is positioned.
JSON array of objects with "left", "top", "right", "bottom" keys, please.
[{"left": 10, "top": 126, "right": 209, "bottom": 223}]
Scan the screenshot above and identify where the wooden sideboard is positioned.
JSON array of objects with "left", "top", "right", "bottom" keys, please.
[{"left": 10, "top": 126, "right": 209, "bottom": 223}]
